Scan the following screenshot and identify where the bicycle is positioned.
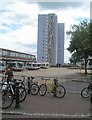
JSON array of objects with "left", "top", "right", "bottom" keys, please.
[
  {"left": 21, "top": 76, "right": 39, "bottom": 95},
  {"left": 1, "top": 79, "right": 27, "bottom": 109},
  {"left": 27, "top": 76, "right": 39, "bottom": 95},
  {"left": 39, "top": 78, "right": 66, "bottom": 98},
  {"left": 3, "top": 76, "right": 27, "bottom": 102},
  {"left": 1, "top": 82, "right": 14, "bottom": 109},
  {"left": 81, "top": 81, "right": 92, "bottom": 98}
]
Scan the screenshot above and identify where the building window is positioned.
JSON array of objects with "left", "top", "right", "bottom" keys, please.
[
  {"left": 2, "top": 50, "right": 7, "bottom": 56},
  {"left": 0, "top": 49, "right": 2, "bottom": 56}
]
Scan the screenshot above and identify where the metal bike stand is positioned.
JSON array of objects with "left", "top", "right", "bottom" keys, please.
[
  {"left": 53, "top": 78, "right": 58, "bottom": 97},
  {"left": 15, "top": 80, "right": 20, "bottom": 108},
  {"left": 90, "top": 92, "right": 92, "bottom": 119},
  {"left": 90, "top": 95, "right": 92, "bottom": 103},
  {"left": 28, "top": 77, "right": 30, "bottom": 94}
]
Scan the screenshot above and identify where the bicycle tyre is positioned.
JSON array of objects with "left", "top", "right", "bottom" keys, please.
[
  {"left": 55, "top": 85, "right": 66, "bottom": 98},
  {"left": 81, "top": 87, "right": 91, "bottom": 98},
  {"left": 19, "top": 87, "right": 27, "bottom": 102},
  {"left": 2, "top": 90, "right": 13, "bottom": 109},
  {"left": 39, "top": 84, "right": 47, "bottom": 96},
  {"left": 30, "top": 83, "right": 39, "bottom": 95}
]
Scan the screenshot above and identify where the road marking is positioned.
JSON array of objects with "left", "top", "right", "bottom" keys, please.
[{"left": 1, "top": 111, "right": 90, "bottom": 118}]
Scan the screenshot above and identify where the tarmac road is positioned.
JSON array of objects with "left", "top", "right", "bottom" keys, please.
[
  {"left": 0, "top": 67, "right": 91, "bottom": 119},
  {"left": 2, "top": 92, "right": 90, "bottom": 118}
]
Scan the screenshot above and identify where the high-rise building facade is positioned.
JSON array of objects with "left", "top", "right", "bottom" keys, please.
[
  {"left": 37, "top": 13, "right": 64, "bottom": 66},
  {"left": 57, "top": 23, "right": 64, "bottom": 66}
]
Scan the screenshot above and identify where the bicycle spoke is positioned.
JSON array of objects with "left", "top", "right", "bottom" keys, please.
[
  {"left": 55, "top": 85, "right": 66, "bottom": 98},
  {"left": 2, "top": 90, "right": 13, "bottom": 109},
  {"left": 30, "top": 83, "right": 39, "bottom": 95},
  {"left": 81, "top": 87, "right": 91, "bottom": 98},
  {"left": 39, "top": 84, "right": 47, "bottom": 96}
]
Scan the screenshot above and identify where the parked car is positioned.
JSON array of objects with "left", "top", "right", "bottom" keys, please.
[
  {"left": 8, "top": 62, "right": 23, "bottom": 71},
  {"left": 26, "top": 63, "right": 40, "bottom": 70},
  {"left": 0, "top": 63, "right": 6, "bottom": 73}
]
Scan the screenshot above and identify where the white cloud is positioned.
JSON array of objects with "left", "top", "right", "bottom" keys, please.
[
  {"left": 0, "top": 25, "right": 37, "bottom": 54},
  {"left": 0, "top": 2, "right": 39, "bottom": 55},
  {"left": 0, "top": 1, "right": 90, "bottom": 63}
]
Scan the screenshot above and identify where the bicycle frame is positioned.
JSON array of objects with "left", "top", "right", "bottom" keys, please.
[
  {"left": 39, "top": 78, "right": 66, "bottom": 98},
  {"left": 2, "top": 82, "right": 15, "bottom": 95},
  {"left": 9, "top": 83, "right": 15, "bottom": 95},
  {"left": 44, "top": 80, "right": 57, "bottom": 93},
  {"left": 88, "top": 83, "right": 92, "bottom": 90}
]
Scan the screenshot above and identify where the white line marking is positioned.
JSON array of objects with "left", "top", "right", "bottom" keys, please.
[{"left": 1, "top": 111, "right": 90, "bottom": 117}]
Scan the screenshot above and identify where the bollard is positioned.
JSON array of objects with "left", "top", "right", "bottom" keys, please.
[
  {"left": 53, "top": 78, "right": 58, "bottom": 97},
  {"left": 13, "top": 79, "right": 16, "bottom": 94},
  {"left": 15, "top": 80, "right": 20, "bottom": 108},
  {"left": 91, "top": 95, "right": 92, "bottom": 103},
  {"left": 90, "top": 94, "right": 92, "bottom": 118},
  {"left": 28, "top": 77, "right": 30, "bottom": 94}
]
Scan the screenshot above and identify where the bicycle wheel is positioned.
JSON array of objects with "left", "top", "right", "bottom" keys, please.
[
  {"left": 55, "top": 85, "right": 66, "bottom": 98},
  {"left": 2, "top": 90, "right": 13, "bottom": 109},
  {"left": 39, "top": 84, "right": 47, "bottom": 96},
  {"left": 81, "top": 87, "right": 91, "bottom": 98},
  {"left": 30, "top": 83, "right": 39, "bottom": 95},
  {"left": 19, "top": 87, "right": 27, "bottom": 102}
]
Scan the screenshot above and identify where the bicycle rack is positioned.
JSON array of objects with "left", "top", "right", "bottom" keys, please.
[
  {"left": 27, "top": 77, "right": 31, "bottom": 94},
  {"left": 14, "top": 79, "right": 20, "bottom": 108}
]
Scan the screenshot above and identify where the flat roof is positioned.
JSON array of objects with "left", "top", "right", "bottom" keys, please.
[{"left": 0, "top": 48, "right": 35, "bottom": 56}]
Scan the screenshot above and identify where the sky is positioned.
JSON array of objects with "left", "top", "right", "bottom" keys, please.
[{"left": 0, "top": 0, "right": 91, "bottom": 63}]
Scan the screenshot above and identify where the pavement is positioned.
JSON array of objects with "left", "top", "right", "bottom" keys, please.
[
  {"left": 0, "top": 67, "right": 92, "bottom": 119},
  {"left": 1, "top": 91, "right": 91, "bottom": 119}
]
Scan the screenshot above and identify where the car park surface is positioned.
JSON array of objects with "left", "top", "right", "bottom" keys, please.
[{"left": 0, "top": 67, "right": 91, "bottom": 119}]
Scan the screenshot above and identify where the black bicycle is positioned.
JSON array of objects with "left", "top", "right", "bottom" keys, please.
[
  {"left": 81, "top": 81, "right": 92, "bottom": 98},
  {"left": 27, "top": 76, "right": 39, "bottom": 95},
  {"left": 21, "top": 76, "right": 39, "bottom": 95},
  {"left": 1, "top": 79, "right": 27, "bottom": 109}
]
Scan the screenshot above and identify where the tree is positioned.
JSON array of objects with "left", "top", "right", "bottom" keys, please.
[
  {"left": 69, "top": 52, "right": 80, "bottom": 65},
  {"left": 67, "top": 20, "right": 92, "bottom": 74}
]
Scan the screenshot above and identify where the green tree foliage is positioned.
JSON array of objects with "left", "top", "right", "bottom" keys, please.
[
  {"left": 67, "top": 20, "right": 92, "bottom": 74},
  {"left": 69, "top": 52, "right": 80, "bottom": 65}
]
